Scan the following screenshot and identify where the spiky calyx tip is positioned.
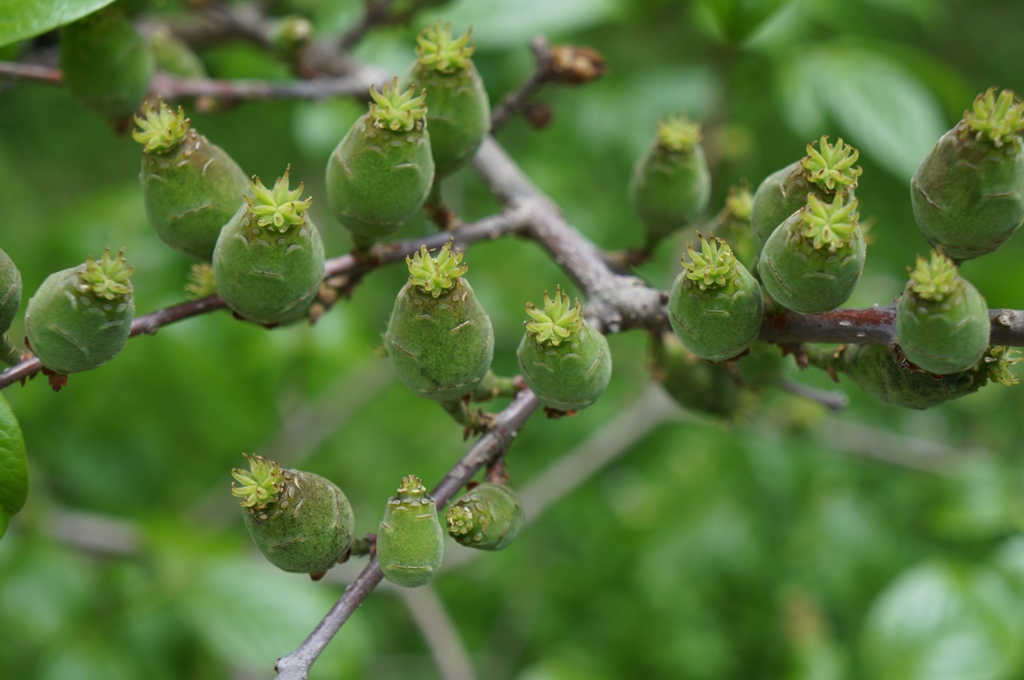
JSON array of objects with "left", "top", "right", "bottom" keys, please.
[
  {"left": 445, "top": 505, "right": 474, "bottom": 537},
  {"left": 185, "top": 263, "right": 217, "bottom": 299},
  {"left": 245, "top": 167, "right": 312, "bottom": 233},
  {"left": 406, "top": 242, "right": 467, "bottom": 296},
  {"left": 230, "top": 454, "right": 285, "bottom": 509},
  {"left": 78, "top": 248, "right": 132, "bottom": 300},
  {"left": 907, "top": 251, "right": 960, "bottom": 302},
  {"left": 798, "top": 193, "right": 859, "bottom": 251},
  {"left": 524, "top": 286, "right": 584, "bottom": 346},
  {"left": 964, "top": 88, "right": 1024, "bottom": 146},
  {"left": 983, "top": 346, "right": 1021, "bottom": 386},
  {"left": 724, "top": 185, "right": 753, "bottom": 221},
  {"left": 132, "top": 99, "right": 191, "bottom": 154},
  {"left": 394, "top": 475, "right": 430, "bottom": 502},
  {"left": 682, "top": 235, "right": 737, "bottom": 290},
  {"left": 369, "top": 77, "right": 428, "bottom": 132},
  {"left": 801, "top": 136, "right": 862, "bottom": 192},
  {"left": 415, "top": 21, "right": 475, "bottom": 74},
  {"left": 656, "top": 114, "right": 702, "bottom": 152}
]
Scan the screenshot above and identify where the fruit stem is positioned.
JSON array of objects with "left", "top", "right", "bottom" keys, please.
[{"left": 470, "top": 370, "right": 523, "bottom": 402}]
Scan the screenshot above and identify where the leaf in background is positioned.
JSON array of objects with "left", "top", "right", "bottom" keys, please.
[
  {"left": 0, "top": 393, "right": 27, "bottom": 539},
  {"left": 692, "top": 0, "right": 794, "bottom": 45},
  {"left": 0, "top": 0, "right": 115, "bottom": 48},
  {"left": 434, "top": 0, "right": 621, "bottom": 49},
  {"left": 179, "top": 556, "right": 372, "bottom": 678},
  {"left": 775, "top": 42, "right": 947, "bottom": 180},
  {"left": 862, "top": 561, "right": 1024, "bottom": 680}
]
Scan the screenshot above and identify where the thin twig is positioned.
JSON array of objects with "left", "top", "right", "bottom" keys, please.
[
  {"left": 274, "top": 389, "right": 540, "bottom": 680},
  {"left": 0, "top": 62, "right": 381, "bottom": 101},
  {"left": 490, "top": 37, "right": 553, "bottom": 133},
  {"left": 443, "top": 384, "right": 680, "bottom": 572},
  {"left": 0, "top": 212, "right": 529, "bottom": 391},
  {"left": 339, "top": 0, "right": 397, "bottom": 52},
  {"left": 400, "top": 586, "right": 480, "bottom": 680}
]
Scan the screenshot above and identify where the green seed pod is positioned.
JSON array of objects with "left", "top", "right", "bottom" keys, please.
[
  {"left": 403, "top": 22, "right": 490, "bottom": 178},
  {"left": 0, "top": 247, "right": 22, "bottom": 337},
  {"left": 750, "top": 136, "right": 862, "bottom": 248},
  {"left": 817, "top": 343, "right": 1019, "bottom": 410},
  {"left": 0, "top": 393, "right": 28, "bottom": 541},
  {"left": 148, "top": 25, "right": 207, "bottom": 80},
  {"left": 628, "top": 114, "right": 711, "bottom": 250},
  {"left": 385, "top": 243, "right": 494, "bottom": 402},
  {"left": 326, "top": 79, "right": 435, "bottom": 250},
  {"left": 734, "top": 340, "right": 789, "bottom": 391},
  {"left": 214, "top": 169, "right": 325, "bottom": 325},
  {"left": 446, "top": 482, "right": 525, "bottom": 551},
  {"left": 709, "top": 184, "right": 758, "bottom": 272},
  {"left": 516, "top": 288, "right": 612, "bottom": 412},
  {"left": 649, "top": 332, "right": 742, "bottom": 418},
  {"left": 911, "top": 88, "right": 1024, "bottom": 261},
  {"left": 59, "top": 5, "right": 154, "bottom": 118},
  {"left": 25, "top": 249, "right": 134, "bottom": 374},
  {"left": 268, "top": 15, "right": 313, "bottom": 64},
  {"left": 377, "top": 475, "right": 444, "bottom": 588},
  {"left": 231, "top": 454, "right": 355, "bottom": 578},
  {"left": 895, "top": 251, "right": 989, "bottom": 375},
  {"left": 668, "top": 235, "right": 763, "bottom": 362},
  {"left": 134, "top": 100, "right": 250, "bottom": 262},
  {"left": 757, "top": 192, "right": 866, "bottom": 314}
]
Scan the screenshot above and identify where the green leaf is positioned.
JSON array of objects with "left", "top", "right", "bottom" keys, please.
[
  {"left": 0, "top": 0, "right": 116, "bottom": 48},
  {"left": 862, "top": 561, "right": 1024, "bottom": 680},
  {"left": 435, "top": 0, "right": 621, "bottom": 49},
  {"left": 0, "top": 393, "right": 27, "bottom": 535},
  {"left": 776, "top": 42, "right": 946, "bottom": 180}
]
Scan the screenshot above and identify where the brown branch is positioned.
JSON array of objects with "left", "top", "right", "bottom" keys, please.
[
  {"left": 0, "top": 61, "right": 62, "bottom": 85},
  {"left": 490, "top": 37, "right": 554, "bottom": 132},
  {"left": 339, "top": 0, "right": 398, "bottom": 52},
  {"left": 490, "top": 38, "right": 608, "bottom": 132},
  {"left": 0, "top": 212, "right": 529, "bottom": 391},
  {"left": 0, "top": 62, "right": 381, "bottom": 101},
  {"left": 274, "top": 389, "right": 540, "bottom": 680}
]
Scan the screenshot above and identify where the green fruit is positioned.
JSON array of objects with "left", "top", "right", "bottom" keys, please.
[
  {"left": 734, "top": 340, "right": 788, "bottom": 391},
  {"left": 0, "top": 393, "right": 28, "bottom": 541},
  {"left": 709, "top": 184, "right": 758, "bottom": 272},
  {"left": 817, "top": 343, "right": 1019, "bottom": 410},
  {"left": 896, "top": 251, "right": 990, "bottom": 374},
  {"left": 59, "top": 5, "right": 154, "bottom": 118},
  {"left": 231, "top": 454, "right": 355, "bottom": 578},
  {"left": 649, "top": 332, "right": 742, "bottom": 418},
  {"left": 25, "top": 249, "right": 134, "bottom": 374},
  {"left": 326, "top": 79, "right": 435, "bottom": 250},
  {"left": 667, "top": 235, "right": 763, "bottom": 362},
  {"left": 148, "top": 25, "right": 207, "bottom": 79},
  {"left": 911, "top": 88, "right": 1024, "bottom": 261},
  {"left": 403, "top": 22, "right": 490, "bottom": 178},
  {"left": 517, "top": 288, "right": 612, "bottom": 412},
  {"left": 628, "top": 114, "right": 711, "bottom": 249},
  {"left": 377, "top": 475, "right": 444, "bottom": 588},
  {"left": 0, "top": 247, "right": 22, "bottom": 336},
  {"left": 214, "top": 169, "right": 325, "bottom": 326},
  {"left": 385, "top": 243, "right": 494, "bottom": 402},
  {"left": 757, "top": 192, "right": 865, "bottom": 314},
  {"left": 750, "top": 136, "right": 862, "bottom": 248},
  {"left": 446, "top": 482, "right": 525, "bottom": 551},
  {"left": 134, "top": 100, "right": 250, "bottom": 261}
]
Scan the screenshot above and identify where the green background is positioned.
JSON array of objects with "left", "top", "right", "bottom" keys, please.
[{"left": 2, "top": 0, "right": 1024, "bottom": 678}]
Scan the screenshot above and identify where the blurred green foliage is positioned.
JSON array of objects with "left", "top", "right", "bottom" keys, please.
[{"left": 2, "top": 0, "right": 1024, "bottom": 678}]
